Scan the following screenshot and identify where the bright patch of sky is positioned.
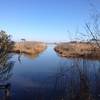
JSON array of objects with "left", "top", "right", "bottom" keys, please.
[{"left": 0, "top": 0, "right": 100, "bottom": 42}]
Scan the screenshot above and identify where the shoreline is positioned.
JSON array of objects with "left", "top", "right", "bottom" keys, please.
[
  {"left": 10, "top": 41, "right": 47, "bottom": 55},
  {"left": 54, "top": 42, "right": 100, "bottom": 60}
]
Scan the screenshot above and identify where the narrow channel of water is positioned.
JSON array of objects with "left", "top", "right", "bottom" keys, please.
[{"left": 0, "top": 45, "right": 100, "bottom": 100}]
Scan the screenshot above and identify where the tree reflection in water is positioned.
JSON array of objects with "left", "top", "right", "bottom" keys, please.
[{"left": 0, "top": 51, "right": 15, "bottom": 100}]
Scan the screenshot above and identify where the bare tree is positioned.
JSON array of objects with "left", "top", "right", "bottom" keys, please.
[{"left": 85, "top": 5, "right": 100, "bottom": 48}]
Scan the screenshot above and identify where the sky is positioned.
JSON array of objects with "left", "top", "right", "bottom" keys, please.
[{"left": 0, "top": 0, "right": 100, "bottom": 42}]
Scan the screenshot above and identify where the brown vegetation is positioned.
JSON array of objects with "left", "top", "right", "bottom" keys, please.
[
  {"left": 11, "top": 41, "right": 47, "bottom": 55},
  {"left": 54, "top": 42, "right": 100, "bottom": 59}
]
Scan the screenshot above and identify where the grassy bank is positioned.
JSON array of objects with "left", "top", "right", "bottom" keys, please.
[
  {"left": 11, "top": 41, "right": 47, "bottom": 55},
  {"left": 54, "top": 42, "right": 100, "bottom": 59}
]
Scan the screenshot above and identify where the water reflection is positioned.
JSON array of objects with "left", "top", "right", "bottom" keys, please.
[
  {"left": 23, "top": 53, "right": 40, "bottom": 59},
  {"left": 35, "top": 58, "right": 100, "bottom": 100},
  {"left": 0, "top": 51, "right": 15, "bottom": 100},
  {"left": 5, "top": 46, "right": 100, "bottom": 100},
  {"left": 0, "top": 83, "right": 11, "bottom": 100},
  {"left": 24, "top": 60, "right": 99, "bottom": 100},
  {"left": 17, "top": 47, "right": 46, "bottom": 62},
  {"left": 43, "top": 59, "right": 100, "bottom": 100},
  {"left": 18, "top": 54, "right": 22, "bottom": 64}
]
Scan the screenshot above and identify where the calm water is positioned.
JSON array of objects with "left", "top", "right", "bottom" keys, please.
[{"left": 0, "top": 45, "right": 100, "bottom": 100}]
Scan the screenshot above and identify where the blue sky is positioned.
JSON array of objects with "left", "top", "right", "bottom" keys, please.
[{"left": 0, "top": 0, "right": 100, "bottom": 42}]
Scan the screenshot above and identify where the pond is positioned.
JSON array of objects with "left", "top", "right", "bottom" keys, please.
[{"left": 0, "top": 45, "right": 100, "bottom": 100}]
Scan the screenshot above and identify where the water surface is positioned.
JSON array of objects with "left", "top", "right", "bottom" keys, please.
[{"left": 0, "top": 45, "right": 100, "bottom": 100}]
